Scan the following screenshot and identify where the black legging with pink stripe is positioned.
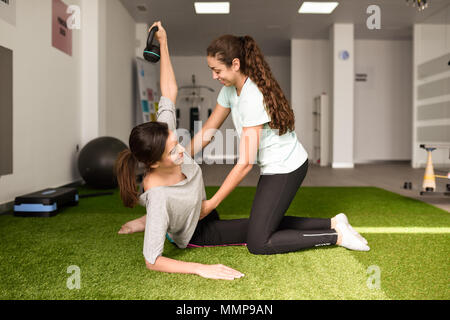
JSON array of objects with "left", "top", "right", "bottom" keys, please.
[{"left": 188, "top": 159, "right": 338, "bottom": 254}]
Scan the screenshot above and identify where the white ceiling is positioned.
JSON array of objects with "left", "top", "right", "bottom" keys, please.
[{"left": 120, "top": 0, "right": 450, "bottom": 56}]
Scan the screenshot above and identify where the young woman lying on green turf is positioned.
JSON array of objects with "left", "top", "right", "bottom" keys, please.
[{"left": 115, "top": 22, "right": 369, "bottom": 281}]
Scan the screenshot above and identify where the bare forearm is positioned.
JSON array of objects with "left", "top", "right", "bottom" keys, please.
[
  {"left": 187, "top": 105, "right": 231, "bottom": 157},
  {"left": 210, "top": 164, "right": 253, "bottom": 208},
  {"left": 187, "top": 128, "right": 213, "bottom": 157},
  {"left": 146, "top": 256, "right": 244, "bottom": 280},
  {"left": 159, "top": 41, "right": 177, "bottom": 102},
  {"left": 146, "top": 256, "right": 200, "bottom": 275}
]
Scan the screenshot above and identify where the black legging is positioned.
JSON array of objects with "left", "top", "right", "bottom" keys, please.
[{"left": 188, "top": 159, "right": 338, "bottom": 254}]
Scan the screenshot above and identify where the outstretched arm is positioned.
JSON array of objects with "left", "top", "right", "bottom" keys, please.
[
  {"left": 200, "top": 125, "right": 262, "bottom": 219},
  {"left": 146, "top": 256, "right": 244, "bottom": 281},
  {"left": 150, "top": 21, "right": 177, "bottom": 104},
  {"left": 186, "top": 103, "right": 231, "bottom": 157}
]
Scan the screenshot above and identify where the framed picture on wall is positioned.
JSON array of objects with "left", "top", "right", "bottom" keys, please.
[
  {"left": 0, "top": 0, "right": 16, "bottom": 26},
  {"left": 52, "top": 0, "right": 72, "bottom": 56},
  {"left": 0, "top": 45, "right": 13, "bottom": 175}
]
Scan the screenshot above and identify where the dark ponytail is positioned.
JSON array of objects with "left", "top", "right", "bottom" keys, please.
[
  {"left": 207, "top": 35, "right": 295, "bottom": 136},
  {"left": 114, "top": 122, "right": 169, "bottom": 208},
  {"left": 115, "top": 149, "right": 139, "bottom": 208}
]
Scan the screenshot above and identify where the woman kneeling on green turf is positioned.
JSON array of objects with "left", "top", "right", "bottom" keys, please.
[{"left": 115, "top": 22, "right": 368, "bottom": 281}]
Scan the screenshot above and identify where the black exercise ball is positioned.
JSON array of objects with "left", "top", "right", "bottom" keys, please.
[{"left": 78, "top": 137, "right": 128, "bottom": 189}]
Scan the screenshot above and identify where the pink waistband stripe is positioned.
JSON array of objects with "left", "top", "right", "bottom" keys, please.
[{"left": 187, "top": 243, "right": 247, "bottom": 248}]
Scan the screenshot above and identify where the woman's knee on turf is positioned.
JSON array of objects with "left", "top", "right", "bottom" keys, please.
[{"left": 247, "top": 238, "right": 270, "bottom": 255}]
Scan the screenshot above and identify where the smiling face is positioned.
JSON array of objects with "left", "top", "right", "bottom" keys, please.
[
  {"left": 207, "top": 55, "right": 241, "bottom": 87},
  {"left": 152, "top": 130, "right": 185, "bottom": 169},
  {"left": 166, "top": 130, "right": 185, "bottom": 166}
]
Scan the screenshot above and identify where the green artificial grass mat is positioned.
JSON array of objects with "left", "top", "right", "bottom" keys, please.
[{"left": 0, "top": 186, "right": 448, "bottom": 300}]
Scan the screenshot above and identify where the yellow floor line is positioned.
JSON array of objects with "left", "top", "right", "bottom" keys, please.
[{"left": 355, "top": 227, "right": 450, "bottom": 234}]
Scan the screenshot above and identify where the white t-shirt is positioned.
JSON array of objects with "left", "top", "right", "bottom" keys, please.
[{"left": 217, "top": 77, "right": 308, "bottom": 174}]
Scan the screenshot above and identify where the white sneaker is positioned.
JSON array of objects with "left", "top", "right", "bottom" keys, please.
[
  {"left": 335, "top": 213, "right": 368, "bottom": 245},
  {"left": 335, "top": 222, "right": 370, "bottom": 251}
]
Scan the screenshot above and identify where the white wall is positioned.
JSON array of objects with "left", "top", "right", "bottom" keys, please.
[
  {"left": 292, "top": 37, "right": 414, "bottom": 166},
  {"left": 291, "top": 39, "right": 331, "bottom": 162},
  {"left": 136, "top": 23, "right": 149, "bottom": 58},
  {"left": 0, "top": 0, "right": 82, "bottom": 206},
  {"left": 354, "top": 40, "right": 412, "bottom": 163},
  {"left": 81, "top": 0, "right": 136, "bottom": 146},
  {"left": 103, "top": 0, "right": 136, "bottom": 144},
  {"left": 81, "top": 0, "right": 101, "bottom": 147},
  {"left": 330, "top": 24, "right": 355, "bottom": 168},
  {"left": 412, "top": 5, "right": 450, "bottom": 168},
  {"left": 292, "top": 30, "right": 356, "bottom": 168},
  {"left": 0, "top": 0, "right": 137, "bottom": 207}
]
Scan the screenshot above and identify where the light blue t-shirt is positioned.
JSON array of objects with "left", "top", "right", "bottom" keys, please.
[{"left": 217, "top": 77, "right": 308, "bottom": 175}]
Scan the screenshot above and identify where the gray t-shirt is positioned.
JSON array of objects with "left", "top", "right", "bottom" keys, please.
[{"left": 139, "top": 96, "right": 206, "bottom": 265}]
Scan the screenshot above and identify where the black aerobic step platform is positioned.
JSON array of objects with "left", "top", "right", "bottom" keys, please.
[{"left": 14, "top": 187, "right": 79, "bottom": 218}]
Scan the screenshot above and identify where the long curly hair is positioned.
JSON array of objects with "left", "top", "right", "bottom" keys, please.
[{"left": 207, "top": 35, "right": 295, "bottom": 136}]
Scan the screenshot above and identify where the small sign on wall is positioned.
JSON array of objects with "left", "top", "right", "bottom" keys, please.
[
  {"left": 0, "top": 0, "right": 16, "bottom": 26},
  {"left": 355, "top": 66, "right": 374, "bottom": 89},
  {"left": 52, "top": 0, "right": 72, "bottom": 56},
  {"left": 355, "top": 73, "right": 368, "bottom": 82}
]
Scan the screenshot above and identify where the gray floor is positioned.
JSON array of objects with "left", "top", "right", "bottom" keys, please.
[{"left": 199, "top": 161, "right": 450, "bottom": 213}]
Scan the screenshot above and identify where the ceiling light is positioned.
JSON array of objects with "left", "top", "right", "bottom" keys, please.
[
  {"left": 194, "top": 2, "right": 230, "bottom": 14},
  {"left": 298, "top": 2, "right": 339, "bottom": 14},
  {"left": 405, "top": 0, "right": 429, "bottom": 11}
]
